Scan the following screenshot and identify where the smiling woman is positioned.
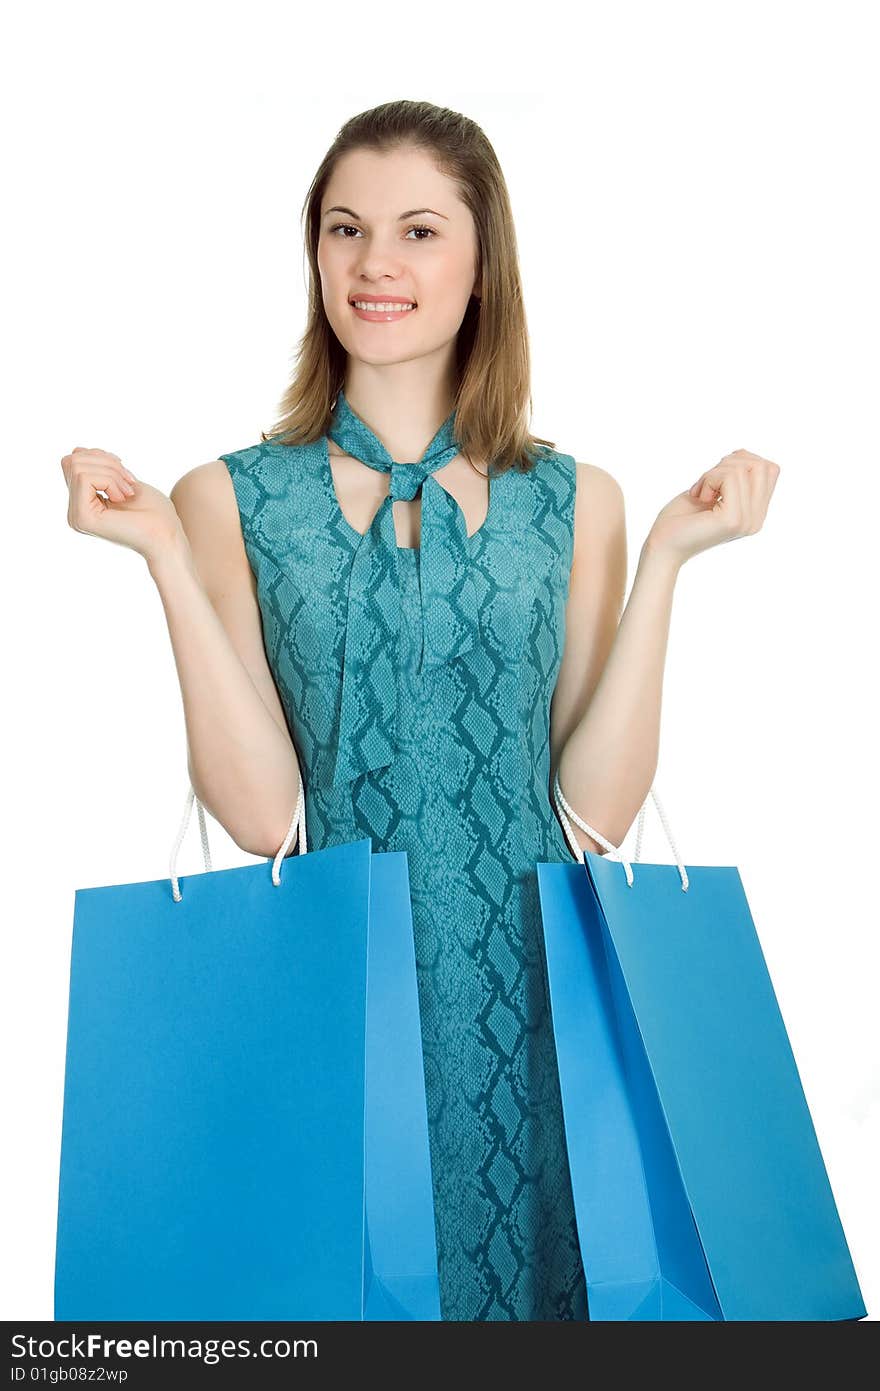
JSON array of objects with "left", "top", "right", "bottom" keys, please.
[
  {"left": 176, "top": 103, "right": 595, "bottom": 1323},
  {"left": 312, "top": 147, "right": 486, "bottom": 402},
  {"left": 73, "top": 97, "right": 772, "bottom": 1326}
]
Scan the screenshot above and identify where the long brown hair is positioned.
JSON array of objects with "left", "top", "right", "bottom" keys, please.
[{"left": 260, "top": 99, "right": 555, "bottom": 474}]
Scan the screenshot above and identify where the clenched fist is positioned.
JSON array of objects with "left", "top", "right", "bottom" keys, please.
[{"left": 61, "top": 447, "right": 184, "bottom": 567}]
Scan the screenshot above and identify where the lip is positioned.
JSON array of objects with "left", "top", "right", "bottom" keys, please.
[{"left": 349, "top": 293, "right": 416, "bottom": 305}]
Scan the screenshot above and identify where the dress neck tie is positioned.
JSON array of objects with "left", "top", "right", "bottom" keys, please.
[{"left": 325, "top": 389, "right": 482, "bottom": 793}]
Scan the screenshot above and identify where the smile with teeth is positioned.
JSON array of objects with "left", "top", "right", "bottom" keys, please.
[{"left": 351, "top": 300, "right": 416, "bottom": 312}]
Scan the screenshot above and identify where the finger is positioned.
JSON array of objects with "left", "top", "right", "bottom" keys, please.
[
  {"left": 97, "top": 472, "right": 135, "bottom": 500},
  {"left": 70, "top": 455, "right": 136, "bottom": 495},
  {"left": 738, "top": 458, "right": 773, "bottom": 531},
  {"left": 728, "top": 460, "right": 748, "bottom": 531},
  {"left": 98, "top": 477, "right": 135, "bottom": 502},
  {"left": 754, "top": 462, "right": 779, "bottom": 529},
  {"left": 72, "top": 466, "right": 135, "bottom": 505},
  {"left": 703, "top": 462, "right": 743, "bottom": 532},
  {"left": 744, "top": 461, "right": 767, "bottom": 530},
  {"left": 69, "top": 448, "right": 137, "bottom": 483},
  {"left": 690, "top": 456, "right": 777, "bottom": 532},
  {"left": 689, "top": 459, "right": 734, "bottom": 498},
  {"left": 61, "top": 450, "right": 93, "bottom": 481},
  {"left": 690, "top": 463, "right": 728, "bottom": 500},
  {"left": 109, "top": 476, "right": 136, "bottom": 500}
]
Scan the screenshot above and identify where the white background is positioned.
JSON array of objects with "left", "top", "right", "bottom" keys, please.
[{"left": 2, "top": 0, "right": 877, "bottom": 1321}]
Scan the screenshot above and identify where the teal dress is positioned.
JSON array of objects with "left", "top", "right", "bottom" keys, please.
[{"left": 220, "top": 392, "right": 588, "bottom": 1321}]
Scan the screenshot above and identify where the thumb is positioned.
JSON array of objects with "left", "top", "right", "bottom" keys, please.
[{"left": 689, "top": 480, "right": 721, "bottom": 503}]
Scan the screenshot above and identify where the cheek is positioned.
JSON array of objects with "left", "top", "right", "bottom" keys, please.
[
  {"left": 419, "top": 303, "right": 468, "bottom": 340},
  {"left": 424, "top": 252, "right": 472, "bottom": 296},
  {"left": 415, "top": 263, "right": 475, "bottom": 330},
  {"left": 316, "top": 238, "right": 346, "bottom": 287}
]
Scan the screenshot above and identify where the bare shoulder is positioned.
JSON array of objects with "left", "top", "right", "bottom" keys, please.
[
  {"left": 170, "top": 459, "right": 240, "bottom": 534},
  {"left": 170, "top": 458, "right": 237, "bottom": 518},
  {"left": 574, "top": 459, "right": 624, "bottom": 508},
  {"left": 169, "top": 460, "right": 246, "bottom": 596},
  {"left": 572, "top": 461, "right": 625, "bottom": 562}
]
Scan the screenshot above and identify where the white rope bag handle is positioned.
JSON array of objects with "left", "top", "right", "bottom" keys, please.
[
  {"left": 168, "top": 773, "right": 308, "bottom": 902},
  {"left": 553, "top": 769, "right": 689, "bottom": 892}
]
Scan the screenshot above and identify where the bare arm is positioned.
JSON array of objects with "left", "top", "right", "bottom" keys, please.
[
  {"left": 550, "top": 462, "right": 680, "bottom": 854},
  {"left": 149, "top": 461, "right": 302, "bottom": 857}
]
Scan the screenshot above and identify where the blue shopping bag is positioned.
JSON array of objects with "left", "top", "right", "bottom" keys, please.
[
  {"left": 55, "top": 783, "right": 440, "bottom": 1320},
  {"left": 537, "top": 776, "right": 867, "bottom": 1322}
]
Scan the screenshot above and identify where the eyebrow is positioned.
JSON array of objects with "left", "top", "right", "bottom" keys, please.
[{"left": 322, "top": 205, "right": 449, "bottom": 221}]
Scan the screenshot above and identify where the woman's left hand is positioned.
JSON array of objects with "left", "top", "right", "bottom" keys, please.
[{"left": 645, "top": 449, "right": 781, "bottom": 566}]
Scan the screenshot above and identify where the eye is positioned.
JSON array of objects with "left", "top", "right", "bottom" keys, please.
[{"left": 329, "top": 223, "right": 437, "bottom": 241}]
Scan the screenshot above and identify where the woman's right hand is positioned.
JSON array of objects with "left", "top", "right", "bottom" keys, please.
[{"left": 61, "top": 446, "right": 184, "bottom": 567}]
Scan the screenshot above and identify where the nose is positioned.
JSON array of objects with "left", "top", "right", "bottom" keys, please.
[
  {"left": 352, "top": 237, "right": 409, "bottom": 282},
  {"left": 356, "top": 262, "right": 405, "bottom": 286}
]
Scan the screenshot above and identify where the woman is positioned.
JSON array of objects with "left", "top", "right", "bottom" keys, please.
[{"left": 60, "top": 99, "right": 780, "bottom": 1320}]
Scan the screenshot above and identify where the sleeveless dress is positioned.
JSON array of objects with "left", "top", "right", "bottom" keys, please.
[{"left": 219, "top": 392, "right": 588, "bottom": 1321}]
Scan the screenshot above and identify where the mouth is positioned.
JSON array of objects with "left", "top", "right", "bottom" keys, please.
[{"left": 349, "top": 296, "right": 418, "bottom": 320}]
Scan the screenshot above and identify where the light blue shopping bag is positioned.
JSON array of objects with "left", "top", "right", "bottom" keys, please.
[
  {"left": 55, "top": 784, "right": 440, "bottom": 1320},
  {"left": 537, "top": 777, "right": 867, "bottom": 1322}
]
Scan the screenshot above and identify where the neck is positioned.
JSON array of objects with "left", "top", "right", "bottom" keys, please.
[{"left": 339, "top": 370, "right": 457, "bottom": 463}]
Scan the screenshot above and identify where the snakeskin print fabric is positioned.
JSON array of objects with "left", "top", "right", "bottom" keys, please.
[
  {"left": 219, "top": 424, "right": 588, "bottom": 1320},
  {"left": 323, "top": 390, "right": 482, "bottom": 793}
]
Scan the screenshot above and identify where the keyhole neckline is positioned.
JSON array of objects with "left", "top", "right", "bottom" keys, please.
[{"left": 322, "top": 435, "right": 495, "bottom": 553}]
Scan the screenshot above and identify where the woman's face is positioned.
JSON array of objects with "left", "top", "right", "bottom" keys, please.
[{"left": 317, "top": 145, "right": 480, "bottom": 368}]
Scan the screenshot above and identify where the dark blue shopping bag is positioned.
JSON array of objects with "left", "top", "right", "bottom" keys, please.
[
  {"left": 538, "top": 779, "right": 867, "bottom": 1322},
  {"left": 55, "top": 805, "right": 440, "bottom": 1321}
]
